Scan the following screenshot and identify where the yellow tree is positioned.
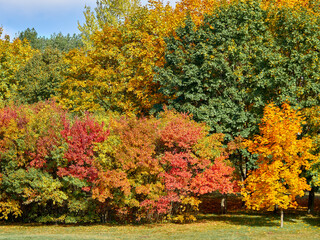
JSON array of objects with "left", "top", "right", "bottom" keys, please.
[
  {"left": 242, "top": 103, "right": 315, "bottom": 227},
  {"left": 79, "top": 0, "right": 141, "bottom": 49},
  {"left": 0, "top": 28, "right": 36, "bottom": 107},
  {"left": 60, "top": 19, "right": 168, "bottom": 114}
]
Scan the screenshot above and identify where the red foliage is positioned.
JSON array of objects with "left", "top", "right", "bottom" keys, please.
[
  {"left": 27, "top": 102, "right": 67, "bottom": 169},
  {"left": 160, "top": 152, "right": 195, "bottom": 194},
  {"left": 159, "top": 111, "right": 236, "bottom": 203},
  {"left": 190, "top": 156, "right": 237, "bottom": 195},
  {"left": 160, "top": 113, "right": 206, "bottom": 150},
  {"left": 57, "top": 115, "right": 109, "bottom": 184}
]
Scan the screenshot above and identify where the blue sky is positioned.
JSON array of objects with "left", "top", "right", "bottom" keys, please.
[{"left": 0, "top": 0, "right": 175, "bottom": 38}]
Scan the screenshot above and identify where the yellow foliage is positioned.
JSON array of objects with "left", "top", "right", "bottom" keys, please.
[
  {"left": 79, "top": 0, "right": 141, "bottom": 49},
  {"left": 260, "top": 0, "right": 314, "bottom": 10},
  {"left": 59, "top": 0, "right": 230, "bottom": 114},
  {"left": 0, "top": 29, "right": 36, "bottom": 105},
  {"left": 193, "top": 133, "right": 225, "bottom": 160},
  {"left": 170, "top": 196, "right": 201, "bottom": 223},
  {"left": 242, "top": 103, "right": 315, "bottom": 210},
  {"left": 0, "top": 196, "right": 22, "bottom": 220},
  {"left": 60, "top": 0, "right": 320, "bottom": 114}
]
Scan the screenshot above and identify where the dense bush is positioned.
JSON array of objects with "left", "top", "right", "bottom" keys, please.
[{"left": 0, "top": 102, "right": 236, "bottom": 223}]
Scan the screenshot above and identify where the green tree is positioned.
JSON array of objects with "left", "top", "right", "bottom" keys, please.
[
  {"left": 15, "top": 47, "right": 66, "bottom": 104},
  {"left": 47, "top": 32, "right": 83, "bottom": 52},
  {"left": 155, "top": 0, "right": 320, "bottom": 178},
  {"left": 18, "top": 28, "right": 42, "bottom": 49},
  {"left": 18, "top": 28, "right": 83, "bottom": 52}
]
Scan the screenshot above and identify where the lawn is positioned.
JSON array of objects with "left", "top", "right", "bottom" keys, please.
[{"left": 0, "top": 213, "right": 319, "bottom": 240}]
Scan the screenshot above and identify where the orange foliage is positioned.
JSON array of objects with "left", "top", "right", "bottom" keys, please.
[{"left": 242, "top": 103, "right": 315, "bottom": 210}]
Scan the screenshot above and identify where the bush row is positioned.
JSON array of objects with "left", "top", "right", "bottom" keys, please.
[{"left": 0, "top": 101, "right": 237, "bottom": 223}]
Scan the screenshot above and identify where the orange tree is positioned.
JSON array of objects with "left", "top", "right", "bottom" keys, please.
[{"left": 241, "top": 103, "right": 315, "bottom": 227}]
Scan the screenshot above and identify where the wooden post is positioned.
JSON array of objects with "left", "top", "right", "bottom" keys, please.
[{"left": 280, "top": 209, "right": 284, "bottom": 228}]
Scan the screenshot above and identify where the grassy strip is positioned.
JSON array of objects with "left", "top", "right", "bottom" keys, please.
[{"left": 0, "top": 213, "right": 319, "bottom": 240}]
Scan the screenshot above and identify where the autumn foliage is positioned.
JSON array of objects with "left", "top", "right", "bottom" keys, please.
[
  {"left": 0, "top": 102, "right": 236, "bottom": 223},
  {"left": 1, "top": 0, "right": 320, "bottom": 225},
  {"left": 242, "top": 103, "right": 315, "bottom": 211}
]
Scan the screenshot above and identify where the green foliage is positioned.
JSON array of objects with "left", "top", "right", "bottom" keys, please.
[
  {"left": 15, "top": 47, "right": 65, "bottom": 104},
  {"left": 154, "top": 0, "right": 320, "bottom": 183},
  {"left": 47, "top": 32, "right": 83, "bottom": 52},
  {"left": 302, "top": 106, "right": 320, "bottom": 188},
  {"left": 3, "top": 168, "right": 67, "bottom": 206},
  {"left": 155, "top": 0, "right": 320, "bottom": 140},
  {"left": 18, "top": 28, "right": 83, "bottom": 52},
  {"left": 18, "top": 28, "right": 39, "bottom": 49}
]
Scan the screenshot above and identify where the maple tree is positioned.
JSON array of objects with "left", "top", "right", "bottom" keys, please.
[
  {"left": 158, "top": 109, "right": 237, "bottom": 222},
  {"left": 56, "top": 114, "right": 111, "bottom": 223},
  {"left": 90, "top": 108, "right": 237, "bottom": 223},
  {"left": 57, "top": 115, "right": 109, "bottom": 184},
  {"left": 0, "top": 102, "right": 112, "bottom": 222},
  {"left": 242, "top": 103, "right": 315, "bottom": 227},
  {"left": 0, "top": 102, "right": 68, "bottom": 221},
  {"left": 0, "top": 100, "right": 236, "bottom": 223},
  {"left": 113, "top": 115, "right": 165, "bottom": 222}
]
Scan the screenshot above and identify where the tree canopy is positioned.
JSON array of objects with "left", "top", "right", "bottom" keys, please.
[{"left": 155, "top": 0, "right": 320, "bottom": 140}]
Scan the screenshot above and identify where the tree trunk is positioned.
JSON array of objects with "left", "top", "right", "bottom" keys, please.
[
  {"left": 308, "top": 187, "right": 315, "bottom": 214},
  {"left": 239, "top": 154, "right": 247, "bottom": 182},
  {"left": 221, "top": 195, "right": 227, "bottom": 214},
  {"left": 239, "top": 155, "right": 247, "bottom": 208},
  {"left": 273, "top": 204, "right": 278, "bottom": 214},
  {"left": 280, "top": 209, "right": 284, "bottom": 228}
]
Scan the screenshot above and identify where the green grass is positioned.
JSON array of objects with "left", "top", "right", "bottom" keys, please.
[{"left": 0, "top": 213, "right": 319, "bottom": 240}]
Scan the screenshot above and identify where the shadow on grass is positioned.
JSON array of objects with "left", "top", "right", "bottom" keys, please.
[
  {"left": 301, "top": 215, "right": 320, "bottom": 227},
  {"left": 1, "top": 212, "right": 317, "bottom": 229},
  {"left": 197, "top": 213, "right": 282, "bottom": 227}
]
